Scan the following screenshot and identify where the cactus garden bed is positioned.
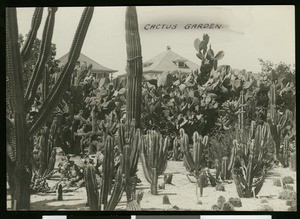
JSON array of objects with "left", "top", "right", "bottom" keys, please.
[{"left": 6, "top": 153, "right": 296, "bottom": 211}]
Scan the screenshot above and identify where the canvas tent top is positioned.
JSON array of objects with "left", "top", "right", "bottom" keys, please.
[{"left": 58, "top": 53, "right": 117, "bottom": 74}]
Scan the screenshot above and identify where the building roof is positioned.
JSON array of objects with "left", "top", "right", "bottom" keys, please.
[
  {"left": 58, "top": 53, "right": 117, "bottom": 74},
  {"left": 143, "top": 47, "right": 200, "bottom": 74}
]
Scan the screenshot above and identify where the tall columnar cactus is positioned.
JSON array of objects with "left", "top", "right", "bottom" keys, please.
[
  {"left": 221, "top": 156, "right": 230, "bottom": 180},
  {"left": 41, "top": 65, "right": 50, "bottom": 102},
  {"left": 289, "top": 151, "right": 296, "bottom": 171},
  {"left": 281, "top": 135, "right": 290, "bottom": 168},
  {"left": 237, "top": 91, "right": 246, "bottom": 138},
  {"left": 6, "top": 8, "right": 31, "bottom": 210},
  {"left": 140, "top": 130, "right": 170, "bottom": 195},
  {"left": 6, "top": 7, "right": 94, "bottom": 210},
  {"left": 231, "top": 122, "right": 273, "bottom": 198},
  {"left": 125, "top": 6, "right": 143, "bottom": 128},
  {"left": 172, "top": 137, "right": 181, "bottom": 161}
]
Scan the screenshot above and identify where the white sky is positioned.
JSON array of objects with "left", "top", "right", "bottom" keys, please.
[{"left": 16, "top": 6, "right": 295, "bottom": 75}]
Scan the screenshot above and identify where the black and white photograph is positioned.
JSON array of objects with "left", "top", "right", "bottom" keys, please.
[{"left": 6, "top": 6, "right": 296, "bottom": 211}]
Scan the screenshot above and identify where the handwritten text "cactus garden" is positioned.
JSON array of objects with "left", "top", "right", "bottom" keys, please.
[{"left": 144, "top": 23, "right": 224, "bottom": 30}]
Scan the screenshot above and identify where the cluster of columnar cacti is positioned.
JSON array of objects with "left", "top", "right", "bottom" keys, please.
[
  {"left": 215, "top": 157, "right": 230, "bottom": 181},
  {"left": 118, "top": 120, "right": 142, "bottom": 206},
  {"left": 6, "top": 7, "right": 94, "bottom": 210},
  {"left": 36, "top": 127, "right": 56, "bottom": 178},
  {"left": 140, "top": 130, "right": 170, "bottom": 195},
  {"left": 125, "top": 6, "right": 143, "bottom": 128},
  {"left": 181, "top": 129, "right": 209, "bottom": 176},
  {"left": 268, "top": 82, "right": 294, "bottom": 166},
  {"left": 180, "top": 129, "right": 211, "bottom": 197},
  {"left": 172, "top": 137, "right": 181, "bottom": 161},
  {"left": 100, "top": 136, "right": 125, "bottom": 210},
  {"left": 85, "top": 136, "right": 125, "bottom": 211},
  {"left": 84, "top": 120, "right": 142, "bottom": 211},
  {"left": 231, "top": 122, "right": 273, "bottom": 198}
]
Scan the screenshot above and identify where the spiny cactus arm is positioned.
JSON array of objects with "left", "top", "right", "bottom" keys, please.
[
  {"left": 182, "top": 134, "right": 196, "bottom": 173},
  {"left": 106, "top": 167, "right": 125, "bottom": 210},
  {"left": 281, "top": 135, "right": 290, "bottom": 167},
  {"left": 124, "top": 145, "right": 131, "bottom": 200},
  {"left": 125, "top": 6, "right": 143, "bottom": 128},
  {"left": 140, "top": 141, "right": 153, "bottom": 183},
  {"left": 7, "top": 8, "right": 31, "bottom": 167},
  {"left": 29, "top": 7, "right": 94, "bottom": 135},
  {"left": 25, "top": 7, "right": 57, "bottom": 109},
  {"left": 6, "top": 117, "right": 17, "bottom": 162},
  {"left": 43, "top": 148, "right": 56, "bottom": 178},
  {"left": 101, "top": 136, "right": 114, "bottom": 208},
  {"left": 246, "top": 155, "right": 254, "bottom": 191},
  {"left": 228, "top": 140, "right": 238, "bottom": 171},
  {"left": 269, "top": 83, "right": 277, "bottom": 123},
  {"left": 253, "top": 172, "right": 266, "bottom": 196},
  {"left": 128, "top": 119, "right": 136, "bottom": 143},
  {"left": 172, "top": 138, "right": 179, "bottom": 160},
  {"left": 20, "top": 7, "right": 44, "bottom": 62},
  {"left": 42, "top": 65, "right": 50, "bottom": 102},
  {"left": 249, "top": 121, "right": 256, "bottom": 139},
  {"left": 221, "top": 157, "right": 229, "bottom": 180},
  {"left": 232, "top": 173, "right": 244, "bottom": 198},
  {"left": 129, "top": 129, "right": 141, "bottom": 176},
  {"left": 158, "top": 136, "right": 169, "bottom": 174},
  {"left": 194, "top": 142, "right": 201, "bottom": 172},
  {"left": 279, "top": 109, "right": 293, "bottom": 129},
  {"left": 38, "top": 134, "right": 47, "bottom": 174},
  {"left": 118, "top": 123, "right": 125, "bottom": 152},
  {"left": 147, "top": 131, "right": 154, "bottom": 168},
  {"left": 84, "top": 164, "right": 99, "bottom": 210},
  {"left": 192, "top": 132, "right": 199, "bottom": 166}
]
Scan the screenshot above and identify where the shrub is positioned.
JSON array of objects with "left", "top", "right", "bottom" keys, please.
[
  {"left": 282, "top": 176, "right": 294, "bottom": 184},
  {"left": 278, "top": 189, "right": 296, "bottom": 200},
  {"left": 273, "top": 178, "right": 281, "bottom": 187},
  {"left": 216, "top": 183, "right": 225, "bottom": 191},
  {"left": 217, "top": 195, "right": 226, "bottom": 208},
  {"left": 228, "top": 197, "right": 242, "bottom": 207},
  {"left": 221, "top": 202, "right": 234, "bottom": 211}
]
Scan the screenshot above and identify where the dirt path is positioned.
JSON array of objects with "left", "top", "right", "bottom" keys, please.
[{"left": 6, "top": 160, "right": 296, "bottom": 211}]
